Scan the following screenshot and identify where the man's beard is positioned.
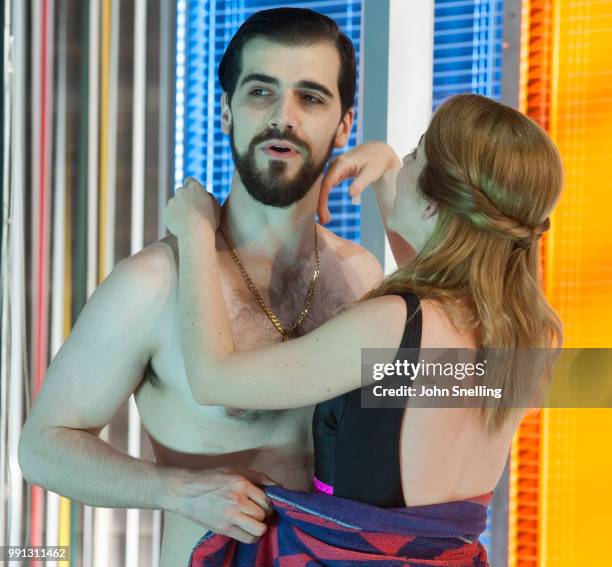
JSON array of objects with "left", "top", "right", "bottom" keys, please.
[{"left": 230, "top": 126, "right": 335, "bottom": 208}]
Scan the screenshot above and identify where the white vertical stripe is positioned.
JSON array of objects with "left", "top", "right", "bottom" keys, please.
[
  {"left": 387, "top": 0, "right": 434, "bottom": 159},
  {"left": 130, "top": 0, "right": 146, "bottom": 255},
  {"left": 94, "top": 1, "right": 120, "bottom": 560},
  {"left": 125, "top": 398, "right": 142, "bottom": 565},
  {"left": 83, "top": 505, "right": 93, "bottom": 567},
  {"left": 206, "top": 0, "right": 216, "bottom": 191},
  {"left": 384, "top": 0, "right": 434, "bottom": 274},
  {"left": 104, "top": 0, "right": 120, "bottom": 278},
  {"left": 0, "top": 0, "right": 13, "bottom": 547},
  {"left": 174, "top": 0, "right": 187, "bottom": 189},
  {"left": 151, "top": 510, "right": 162, "bottom": 567},
  {"left": 93, "top": 6, "right": 121, "bottom": 567},
  {"left": 46, "top": 0, "right": 64, "bottom": 560},
  {"left": 29, "top": 0, "right": 42, "bottom": 398},
  {"left": 93, "top": 507, "right": 113, "bottom": 567},
  {"left": 152, "top": 5, "right": 172, "bottom": 560},
  {"left": 84, "top": 2, "right": 102, "bottom": 565},
  {"left": 151, "top": 2, "right": 172, "bottom": 558},
  {"left": 8, "top": 0, "right": 26, "bottom": 546},
  {"left": 93, "top": 428, "right": 112, "bottom": 567},
  {"left": 126, "top": 0, "right": 147, "bottom": 564},
  {"left": 87, "top": 0, "right": 100, "bottom": 299},
  {"left": 50, "top": 0, "right": 67, "bottom": 426}
]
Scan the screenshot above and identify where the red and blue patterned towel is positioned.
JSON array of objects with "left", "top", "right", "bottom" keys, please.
[{"left": 189, "top": 486, "right": 491, "bottom": 566}]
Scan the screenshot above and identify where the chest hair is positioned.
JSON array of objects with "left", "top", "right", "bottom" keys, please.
[{"left": 223, "top": 260, "right": 355, "bottom": 420}]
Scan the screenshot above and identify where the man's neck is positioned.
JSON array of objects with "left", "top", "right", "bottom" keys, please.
[{"left": 220, "top": 175, "right": 321, "bottom": 264}]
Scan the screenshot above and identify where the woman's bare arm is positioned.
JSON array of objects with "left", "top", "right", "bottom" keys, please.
[
  {"left": 318, "top": 142, "right": 416, "bottom": 266},
  {"left": 170, "top": 214, "right": 407, "bottom": 409}
]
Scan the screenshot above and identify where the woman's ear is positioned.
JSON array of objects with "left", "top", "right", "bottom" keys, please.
[
  {"left": 422, "top": 201, "right": 437, "bottom": 220},
  {"left": 221, "top": 93, "right": 232, "bottom": 135}
]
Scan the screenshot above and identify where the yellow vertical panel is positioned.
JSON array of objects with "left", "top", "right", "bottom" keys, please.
[
  {"left": 540, "top": 409, "right": 612, "bottom": 565},
  {"left": 541, "top": 0, "right": 612, "bottom": 566},
  {"left": 547, "top": 0, "right": 612, "bottom": 344},
  {"left": 58, "top": 497, "right": 71, "bottom": 548}
]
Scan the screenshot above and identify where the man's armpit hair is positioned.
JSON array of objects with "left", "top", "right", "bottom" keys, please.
[{"left": 145, "top": 360, "right": 164, "bottom": 390}]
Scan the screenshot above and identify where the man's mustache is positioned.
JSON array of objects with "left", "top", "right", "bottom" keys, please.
[{"left": 250, "top": 128, "right": 311, "bottom": 156}]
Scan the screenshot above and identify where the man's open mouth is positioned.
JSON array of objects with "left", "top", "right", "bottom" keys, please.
[
  {"left": 263, "top": 142, "right": 299, "bottom": 159},
  {"left": 270, "top": 145, "right": 291, "bottom": 153}
]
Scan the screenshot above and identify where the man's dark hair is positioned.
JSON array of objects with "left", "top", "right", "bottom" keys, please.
[{"left": 219, "top": 8, "right": 357, "bottom": 116}]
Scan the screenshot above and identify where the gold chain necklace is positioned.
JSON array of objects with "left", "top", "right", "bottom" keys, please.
[{"left": 219, "top": 225, "right": 320, "bottom": 341}]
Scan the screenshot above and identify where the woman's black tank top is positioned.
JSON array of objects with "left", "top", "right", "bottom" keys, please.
[{"left": 312, "top": 292, "right": 422, "bottom": 507}]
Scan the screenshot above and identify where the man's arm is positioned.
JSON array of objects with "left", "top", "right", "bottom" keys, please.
[
  {"left": 18, "top": 245, "right": 273, "bottom": 543},
  {"left": 18, "top": 250, "right": 171, "bottom": 507}
]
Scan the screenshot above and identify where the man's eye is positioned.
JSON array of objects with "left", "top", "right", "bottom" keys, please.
[
  {"left": 250, "top": 88, "right": 271, "bottom": 97},
  {"left": 302, "top": 94, "right": 323, "bottom": 104}
]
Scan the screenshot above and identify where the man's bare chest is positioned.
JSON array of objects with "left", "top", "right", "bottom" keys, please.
[
  {"left": 135, "top": 259, "right": 356, "bottom": 445},
  {"left": 149, "top": 262, "right": 354, "bottom": 391},
  {"left": 221, "top": 265, "right": 353, "bottom": 348}
]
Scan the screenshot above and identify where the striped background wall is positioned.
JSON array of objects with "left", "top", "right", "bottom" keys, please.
[
  {"left": 3, "top": 1, "right": 174, "bottom": 565},
  {"left": 433, "top": 0, "right": 504, "bottom": 109},
  {"left": 3, "top": 1, "right": 611, "bottom": 566}
]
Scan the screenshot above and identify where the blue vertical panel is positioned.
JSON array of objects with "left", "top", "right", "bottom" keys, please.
[
  {"left": 178, "top": 0, "right": 363, "bottom": 242},
  {"left": 433, "top": 0, "right": 503, "bottom": 109},
  {"left": 433, "top": 0, "right": 505, "bottom": 557}
]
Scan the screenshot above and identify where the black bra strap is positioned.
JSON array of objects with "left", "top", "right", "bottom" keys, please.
[{"left": 394, "top": 292, "right": 423, "bottom": 351}]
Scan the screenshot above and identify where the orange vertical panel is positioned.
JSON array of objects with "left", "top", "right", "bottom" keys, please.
[{"left": 509, "top": 1, "right": 555, "bottom": 566}]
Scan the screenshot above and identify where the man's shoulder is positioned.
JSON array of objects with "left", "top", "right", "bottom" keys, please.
[
  {"left": 104, "top": 236, "right": 178, "bottom": 298},
  {"left": 319, "top": 226, "right": 381, "bottom": 268},
  {"left": 318, "top": 226, "right": 384, "bottom": 294}
]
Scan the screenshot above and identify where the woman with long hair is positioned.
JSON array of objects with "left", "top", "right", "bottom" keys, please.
[{"left": 164, "top": 94, "right": 564, "bottom": 566}]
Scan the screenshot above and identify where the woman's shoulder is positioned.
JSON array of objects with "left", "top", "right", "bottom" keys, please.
[{"left": 419, "top": 297, "right": 480, "bottom": 349}]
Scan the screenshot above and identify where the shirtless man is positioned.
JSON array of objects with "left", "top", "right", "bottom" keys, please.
[{"left": 18, "top": 8, "right": 383, "bottom": 566}]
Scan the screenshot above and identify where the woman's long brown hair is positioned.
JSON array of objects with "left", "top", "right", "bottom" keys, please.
[{"left": 363, "top": 94, "right": 564, "bottom": 432}]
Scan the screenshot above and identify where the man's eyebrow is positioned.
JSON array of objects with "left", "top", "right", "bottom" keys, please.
[
  {"left": 295, "top": 80, "right": 334, "bottom": 98},
  {"left": 240, "top": 73, "right": 280, "bottom": 87},
  {"left": 239, "top": 74, "right": 334, "bottom": 98}
]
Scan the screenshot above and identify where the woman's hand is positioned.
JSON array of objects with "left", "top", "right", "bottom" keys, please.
[
  {"left": 317, "top": 142, "right": 401, "bottom": 225},
  {"left": 163, "top": 177, "right": 221, "bottom": 238}
]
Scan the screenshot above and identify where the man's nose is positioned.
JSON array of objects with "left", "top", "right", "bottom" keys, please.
[{"left": 268, "top": 93, "right": 299, "bottom": 131}]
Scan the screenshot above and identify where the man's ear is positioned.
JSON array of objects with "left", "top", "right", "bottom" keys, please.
[
  {"left": 221, "top": 93, "right": 232, "bottom": 135},
  {"left": 333, "top": 107, "right": 355, "bottom": 149}
]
